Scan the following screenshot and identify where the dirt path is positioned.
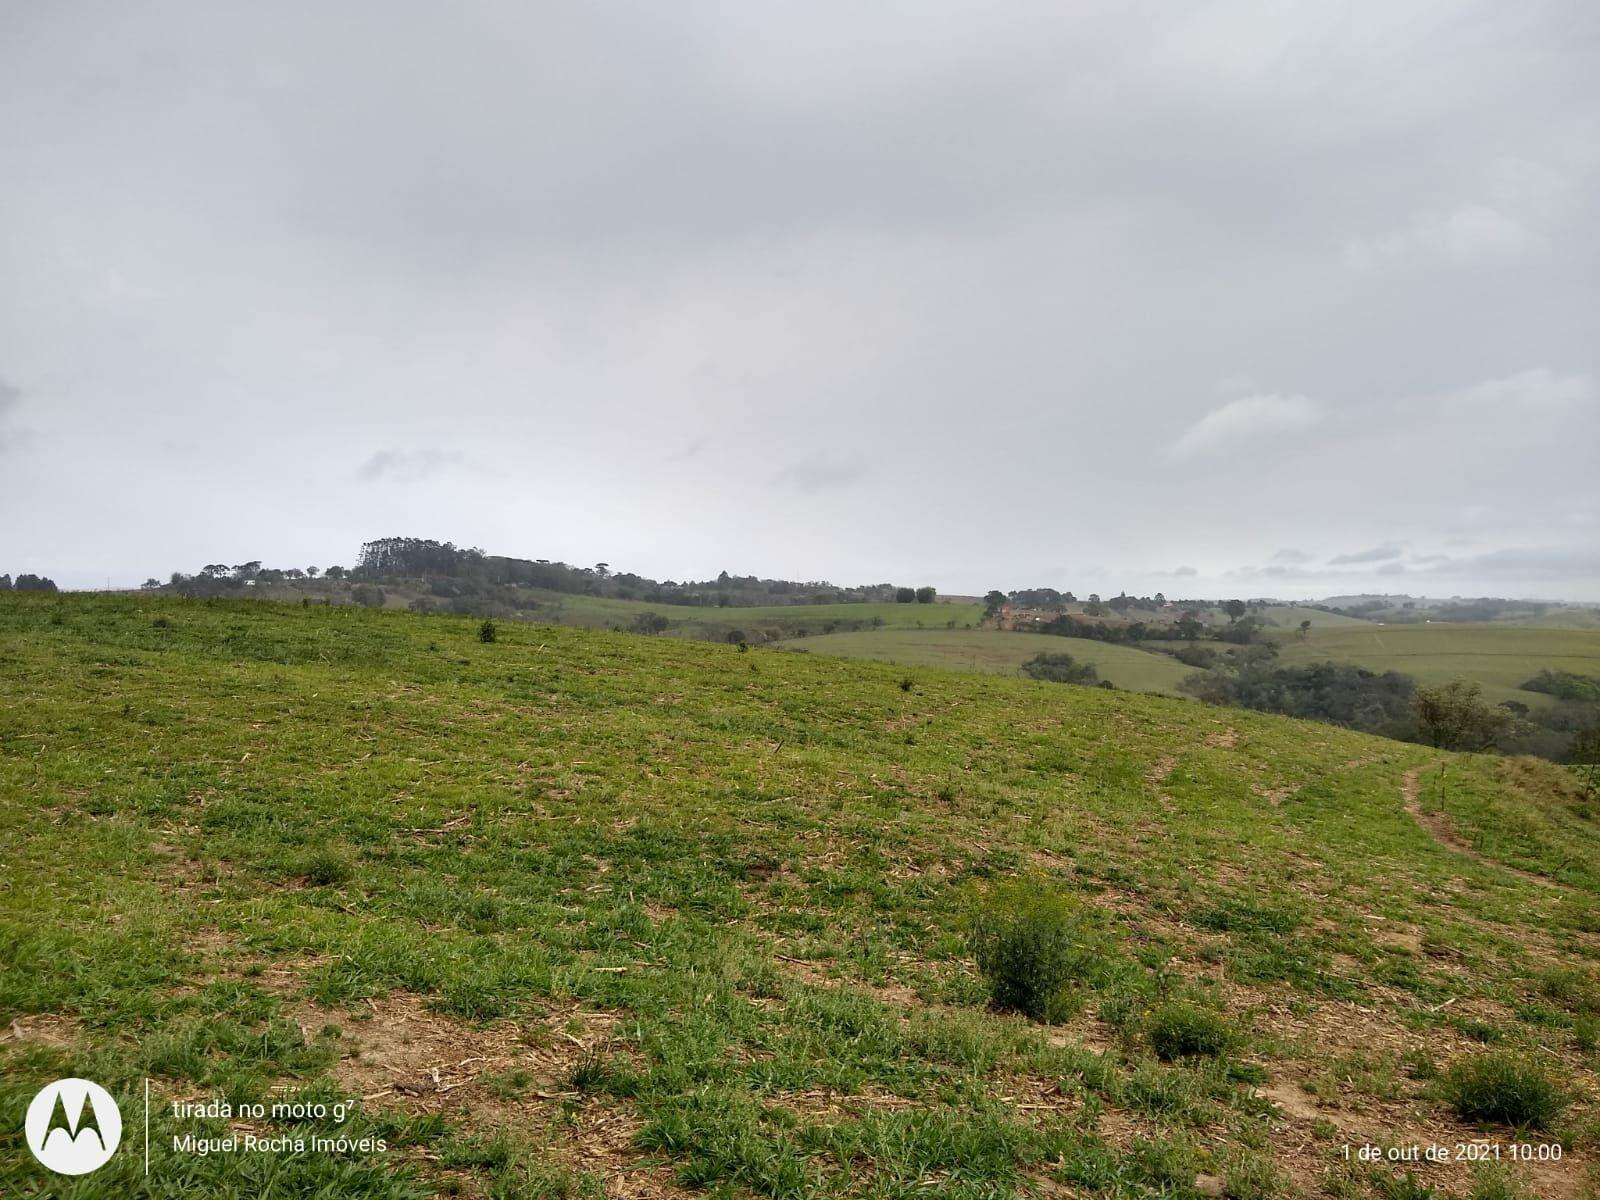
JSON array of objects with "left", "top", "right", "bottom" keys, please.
[{"left": 1401, "top": 766, "right": 1558, "bottom": 890}]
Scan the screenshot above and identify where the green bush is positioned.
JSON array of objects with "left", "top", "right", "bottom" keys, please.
[
  {"left": 478, "top": 619, "right": 497, "bottom": 643},
  {"left": 1442, "top": 1052, "right": 1566, "bottom": 1129},
  {"left": 1147, "top": 1001, "right": 1233, "bottom": 1060},
  {"left": 1022, "top": 652, "right": 1099, "bottom": 686},
  {"left": 969, "top": 885, "right": 1109, "bottom": 1023},
  {"left": 301, "top": 849, "right": 353, "bottom": 887}
]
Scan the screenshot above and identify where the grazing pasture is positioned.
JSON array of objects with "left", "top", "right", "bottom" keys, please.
[
  {"left": 1276, "top": 623, "right": 1600, "bottom": 707},
  {"left": 782, "top": 629, "right": 1195, "bottom": 695},
  {"left": 1256, "top": 605, "right": 1373, "bottom": 630},
  {"left": 2, "top": 594, "right": 1598, "bottom": 1199}
]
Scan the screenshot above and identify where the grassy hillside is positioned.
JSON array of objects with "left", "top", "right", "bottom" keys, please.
[
  {"left": 336, "top": 582, "right": 983, "bottom": 642},
  {"left": 1277, "top": 624, "right": 1600, "bottom": 708},
  {"left": 517, "top": 593, "right": 984, "bottom": 638},
  {"left": 1258, "top": 607, "right": 1373, "bottom": 631},
  {"left": 782, "top": 629, "right": 1194, "bottom": 695},
  {"left": 3, "top": 594, "right": 1599, "bottom": 1199}
]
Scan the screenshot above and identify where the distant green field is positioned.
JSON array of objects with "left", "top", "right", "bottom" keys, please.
[
  {"left": 1279, "top": 623, "right": 1600, "bottom": 706},
  {"left": 515, "top": 590, "right": 982, "bottom": 637},
  {"left": 1258, "top": 605, "right": 1372, "bottom": 630},
  {"left": 1511, "top": 607, "right": 1600, "bottom": 631},
  {"left": 781, "top": 628, "right": 1194, "bottom": 694}
]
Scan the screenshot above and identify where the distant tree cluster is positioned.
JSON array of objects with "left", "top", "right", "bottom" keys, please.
[
  {"left": 152, "top": 535, "right": 942, "bottom": 614},
  {"left": 357, "top": 537, "right": 483, "bottom": 578},
  {"left": 0, "top": 573, "right": 57, "bottom": 591},
  {"left": 1007, "top": 587, "right": 1076, "bottom": 610},
  {"left": 349, "top": 536, "right": 913, "bottom": 610},
  {"left": 1035, "top": 613, "right": 1162, "bottom": 645},
  {"left": 1180, "top": 648, "right": 1417, "bottom": 738},
  {"left": 1522, "top": 670, "right": 1600, "bottom": 703},
  {"left": 1022, "top": 652, "right": 1100, "bottom": 686}
]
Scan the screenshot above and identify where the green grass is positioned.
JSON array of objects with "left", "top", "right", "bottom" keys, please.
[
  {"left": 1275, "top": 622, "right": 1600, "bottom": 707},
  {"left": 1257, "top": 605, "right": 1374, "bottom": 630},
  {"left": 2, "top": 593, "right": 1597, "bottom": 1198},
  {"left": 486, "top": 589, "right": 983, "bottom": 639},
  {"left": 1441, "top": 1053, "right": 1567, "bottom": 1130},
  {"left": 780, "top": 629, "right": 1195, "bottom": 694}
]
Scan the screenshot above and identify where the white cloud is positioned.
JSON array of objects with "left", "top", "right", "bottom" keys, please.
[
  {"left": 1170, "top": 393, "right": 1322, "bottom": 459},
  {"left": 357, "top": 449, "right": 463, "bottom": 484},
  {"left": 0, "top": 376, "right": 27, "bottom": 454},
  {"left": 1437, "top": 367, "right": 1594, "bottom": 411},
  {"left": 1346, "top": 203, "right": 1534, "bottom": 268},
  {"left": 1328, "top": 544, "right": 1404, "bottom": 565},
  {"left": 775, "top": 454, "right": 864, "bottom": 494}
]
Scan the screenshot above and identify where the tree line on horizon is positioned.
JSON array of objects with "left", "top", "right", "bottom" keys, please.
[
  {"left": 146, "top": 537, "right": 947, "bottom": 611},
  {"left": 0, "top": 573, "right": 57, "bottom": 592}
]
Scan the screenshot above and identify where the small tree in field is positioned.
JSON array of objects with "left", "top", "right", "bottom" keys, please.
[
  {"left": 1411, "top": 680, "right": 1508, "bottom": 751},
  {"left": 1224, "top": 599, "right": 1247, "bottom": 623},
  {"left": 478, "top": 619, "right": 497, "bottom": 643},
  {"left": 1570, "top": 722, "right": 1600, "bottom": 803},
  {"left": 895, "top": 587, "right": 916, "bottom": 604},
  {"left": 915, "top": 586, "right": 937, "bottom": 604},
  {"left": 631, "top": 611, "right": 669, "bottom": 635},
  {"left": 1298, "top": 619, "right": 1312, "bottom": 639}
]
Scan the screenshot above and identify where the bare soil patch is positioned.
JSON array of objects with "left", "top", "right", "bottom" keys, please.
[{"left": 1, "top": 1013, "right": 81, "bottom": 1048}]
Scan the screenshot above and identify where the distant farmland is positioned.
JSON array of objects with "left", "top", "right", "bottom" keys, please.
[
  {"left": 1277, "top": 622, "right": 1600, "bottom": 706},
  {"left": 781, "top": 628, "right": 1194, "bottom": 694}
]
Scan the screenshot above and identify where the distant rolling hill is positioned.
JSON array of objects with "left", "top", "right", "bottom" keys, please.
[{"left": 782, "top": 628, "right": 1194, "bottom": 694}]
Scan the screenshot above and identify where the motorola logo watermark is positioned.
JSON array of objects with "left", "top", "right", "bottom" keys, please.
[{"left": 25, "top": 1078, "right": 122, "bottom": 1175}]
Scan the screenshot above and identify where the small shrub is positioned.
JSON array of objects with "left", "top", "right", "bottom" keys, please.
[
  {"left": 1148, "top": 1001, "right": 1233, "bottom": 1060},
  {"left": 567, "top": 1052, "right": 641, "bottom": 1098},
  {"left": 301, "top": 850, "right": 353, "bottom": 887},
  {"left": 1573, "top": 1015, "right": 1598, "bottom": 1054},
  {"left": 478, "top": 619, "right": 497, "bottom": 643},
  {"left": 969, "top": 885, "right": 1110, "bottom": 1023},
  {"left": 1538, "top": 966, "right": 1598, "bottom": 1014},
  {"left": 1442, "top": 1052, "right": 1566, "bottom": 1129},
  {"left": 898, "top": 677, "right": 914, "bottom": 692}
]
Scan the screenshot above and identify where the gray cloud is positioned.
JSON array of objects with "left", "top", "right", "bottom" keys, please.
[
  {"left": 0, "top": 377, "right": 21, "bottom": 452},
  {"left": 1415, "top": 546, "right": 1600, "bottom": 582},
  {"left": 776, "top": 455, "right": 864, "bottom": 495},
  {"left": 1328, "top": 544, "right": 1405, "bottom": 566},
  {"left": 1271, "top": 548, "right": 1313, "bottom": 564},
  {"left": 1, "top": 3, "right": 1596, "bottom": 597},
  {"left": 664, "top": 438, "right": 707, "bottom": 464},
  {"left": 357, "top": 449, "right": 463, "bottom": 484}
]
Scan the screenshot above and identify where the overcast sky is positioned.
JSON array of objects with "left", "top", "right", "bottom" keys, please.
[{"left": 3, "top": 2, "right": 1597, "bottom": 598}]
